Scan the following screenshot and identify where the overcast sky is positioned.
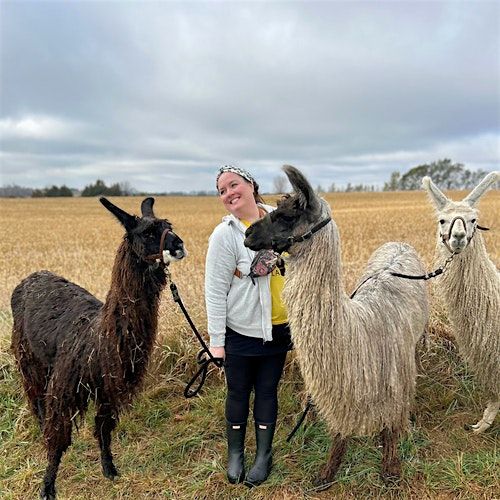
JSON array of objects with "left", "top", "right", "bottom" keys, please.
[{"left": 1, "top": 0, "right": 499, "bottom": 193}]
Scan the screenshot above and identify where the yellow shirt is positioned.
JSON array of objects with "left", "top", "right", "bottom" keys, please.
[{"left": 242, "top": 219, "right": 288, "bottom": 325}]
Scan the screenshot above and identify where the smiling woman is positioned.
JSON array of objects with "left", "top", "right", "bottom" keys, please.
[{"left": 205, "top": 165, "right": 292, "bottom": 487}]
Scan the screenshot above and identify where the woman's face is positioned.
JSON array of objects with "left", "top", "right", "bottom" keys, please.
[{"left": 217, "top": 172, "right": 256, "bottom": 217}]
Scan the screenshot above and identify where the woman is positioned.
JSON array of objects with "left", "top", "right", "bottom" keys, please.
[{"left": 205, "top": 165, "right": 292, "bottom": 487}]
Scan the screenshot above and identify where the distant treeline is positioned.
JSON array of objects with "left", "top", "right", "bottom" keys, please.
[
  {"left": 0, "top": 179, "right": 135, "bottom": 198},
  {"left": 32, "top": 185, "right": 74, "bottom": 197},
  {"left": 1, "top": 160, "right": 495, "bottom": 197},
  {"left": 383, "top": 159, "right": 491, "bottom": 191}
]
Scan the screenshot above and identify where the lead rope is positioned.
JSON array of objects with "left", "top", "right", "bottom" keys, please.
[
  {"left": 391, "top": 251, "right": 458, "bottom": 280},
  {"left": 165, "top": 268, "right": 223, "bottom": 398},
  {"left": 391, "top": 224, "right": 490, "bottom": 281},
  {"left": 286, "top": 396, "right": 314, "bottom": 442}
]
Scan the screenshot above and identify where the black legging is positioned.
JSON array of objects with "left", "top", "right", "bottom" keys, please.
[{"left": 224, "top": 351, "right": 287, "bottom": 425}]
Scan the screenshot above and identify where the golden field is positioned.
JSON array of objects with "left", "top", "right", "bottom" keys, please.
[{"left": 0, "top": 190, "right": 499, "bottom": 499}]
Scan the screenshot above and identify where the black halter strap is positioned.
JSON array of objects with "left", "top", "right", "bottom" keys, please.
[{"left": 272, "top": 217, "right": 331, "bottom": 252}]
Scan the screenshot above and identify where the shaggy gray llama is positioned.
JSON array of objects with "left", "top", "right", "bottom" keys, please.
[
  {"left": 423, "top": 171, "right": 499, "bottom": 433},
  {"left": 244, "top": 165, "right": 429, "bottom": 487}
]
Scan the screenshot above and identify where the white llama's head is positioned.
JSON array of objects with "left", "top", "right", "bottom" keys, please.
[{"left": 422, "top": 171, "right": 499, "bottom": 254}]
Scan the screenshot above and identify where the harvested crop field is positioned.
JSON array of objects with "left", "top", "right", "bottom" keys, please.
[{"left": 0, "top": 190, "right": 498, "bottom": 499}]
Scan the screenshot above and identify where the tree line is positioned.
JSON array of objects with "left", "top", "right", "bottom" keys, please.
[
  {"left": 272, "top": 159, "right": 490, "bottom": 194},
  {"left": 1, "top": 160, "right": 495, "bottom": 197},
  {"left": 383, "top": 159, "right": 491, "bottom": 191},
  {"left": 0, "top": 180, "right": 135, "bottom": 198}
]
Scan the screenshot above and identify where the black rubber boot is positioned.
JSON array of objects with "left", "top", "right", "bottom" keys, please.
[
  {"left": 226, "top": 422, "right": 246, "bottom": 484},
  {"left": 244, "top": 422, "right": 276, "bottom": 487}
]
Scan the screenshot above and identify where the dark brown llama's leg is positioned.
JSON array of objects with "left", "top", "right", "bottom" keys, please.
[
  {"left": 313, "top": 434, "right": 349, "bottom": 489},
  {"left": 40, "top": 412, "right": 72, "bottom": 500},
  {"left": 380, "top": 426, "right": 402, "bottom": 484},
  {"left": 13, "top": 343, "right": 48, "bottom": 429},
  {"left": 94, "top": 403, "right": 119, "bottom": 479}
]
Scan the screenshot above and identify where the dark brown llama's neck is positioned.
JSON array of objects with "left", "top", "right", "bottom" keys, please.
[{"left": 100, "top": 240, "right": 166, "bottom": 387}]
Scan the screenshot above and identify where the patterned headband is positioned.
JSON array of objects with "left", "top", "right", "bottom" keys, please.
[{"left": 216, "top": 165, "right": 255, "bottom": 190}]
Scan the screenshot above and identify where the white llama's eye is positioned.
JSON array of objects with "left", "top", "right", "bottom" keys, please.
[
  {"left": 471, "top": 219, "right": 477, "bottom": 223},
  {"left": 439, "top": 219, "right": 445, "bottom": 225}
]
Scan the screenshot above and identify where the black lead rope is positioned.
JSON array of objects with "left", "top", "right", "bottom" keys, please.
[
  {"left": 391, "top": 267, "right": 445, "bottom": 281},
  {"left": 169, "top": 282, "right": 223, "bottom": 398},
  {"left": 287, "top": 397, "right": 314, "bottom": 442},
  {"left": 390, "top": 225, "right": 490, "bottom": 281}
]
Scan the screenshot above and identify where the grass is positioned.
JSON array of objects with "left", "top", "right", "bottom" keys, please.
[{"left": 0, "top": 192, "right": 499, "bottom": 499}]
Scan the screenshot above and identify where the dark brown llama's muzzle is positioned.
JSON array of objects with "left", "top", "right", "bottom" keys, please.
[{"left": 145, "top": 228, "right": 186, "bottom": 265}]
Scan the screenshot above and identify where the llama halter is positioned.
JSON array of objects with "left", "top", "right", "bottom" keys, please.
[
  {"left": 392, "top": 218, "right": 490, "bottom": 281},
  {"left": 144, "top": 227, "right": 173, "bottom": 266},
  {"left": 440, "top": 216, "right": 489, "bottom": 254},
  {"left": 270, "top": 216, "right": 332, "bottom": 253}
]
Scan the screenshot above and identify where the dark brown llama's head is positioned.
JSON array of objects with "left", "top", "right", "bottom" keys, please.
[
  {"left": 244, "top": 165, "right": 328, "bottom": 254},
  {"left": 100, "top": 197, "right": 186, "bottom": 265}
]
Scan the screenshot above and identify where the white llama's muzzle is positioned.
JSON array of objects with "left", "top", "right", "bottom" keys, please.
[{"left": 442, "top": 216, "right": 473, "bottom": 254}]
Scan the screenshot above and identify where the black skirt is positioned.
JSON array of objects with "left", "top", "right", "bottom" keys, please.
[{"left": 225, "top": 323, "right": 293, "bottom": 356}]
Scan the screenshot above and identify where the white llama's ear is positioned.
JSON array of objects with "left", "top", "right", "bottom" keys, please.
[
  {"left": 422, "top": 176, "right": 449, "bottom": 210},
  {"left": 282, "top": 164, "right": 320, "bottom": 211},
  {"left": 462, "top": 171, "right": 499, "bottom": 207}
]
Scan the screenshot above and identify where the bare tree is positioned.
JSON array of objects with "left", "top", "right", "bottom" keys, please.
[{"left": 273, "top": 175, "right": 288, "bottom": 194}]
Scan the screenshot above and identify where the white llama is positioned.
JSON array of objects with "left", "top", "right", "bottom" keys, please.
[
  {"left": 422, "top": 171, "right": 499, "bottom": 433},
  {"left": 244, "top": 165, "right": 429, "bottom": 487}
]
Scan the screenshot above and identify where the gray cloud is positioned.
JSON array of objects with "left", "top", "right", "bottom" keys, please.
[{"left": 1, "top": 1, "right": 499, "bottom": 192}]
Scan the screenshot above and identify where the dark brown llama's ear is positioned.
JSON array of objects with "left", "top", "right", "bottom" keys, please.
[
  {"left": 283, "top": 164, "right": 320, "bottom": 212},
  {"left": 141, "top": 197, "right": 155, "bottom": 218},
  {"left": 100, "top": 197, "right": 138, "bottom": 231}
]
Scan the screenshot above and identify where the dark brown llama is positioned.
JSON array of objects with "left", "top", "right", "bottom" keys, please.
[{"left": 11, "top": 197, "right": 186, "bottom": 500}]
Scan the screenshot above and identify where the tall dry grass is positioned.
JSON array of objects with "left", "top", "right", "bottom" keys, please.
[{"left": 0, "top": 191, "right": 498, "bottom": 499}]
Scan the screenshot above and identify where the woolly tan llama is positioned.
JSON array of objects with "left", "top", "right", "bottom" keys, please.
[
  {"left": 244, "top": 165, "right": 429, "bottom": 487},
  {"left": 422, "top": 171, "right": 499, "bottom": 433},
  {"left": 11, "top": 197, "right": 186, "bottom": 499}
]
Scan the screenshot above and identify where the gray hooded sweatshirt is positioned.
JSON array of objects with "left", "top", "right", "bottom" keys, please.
[{"left": 205, "top": 204, "right": 275, "bottom": 347}]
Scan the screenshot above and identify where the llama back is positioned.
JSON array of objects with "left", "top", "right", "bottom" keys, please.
[
  {"left": 354, "top": 241, "right": 429, "bottom": 344},
  {"left": 11, "top": 270, "right": 102, "bottom": 369},
  {"left": 286, "top": 238, "right": 428, "bottom": 437}
]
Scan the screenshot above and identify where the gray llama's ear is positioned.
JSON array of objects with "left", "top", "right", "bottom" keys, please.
[
  {"left": 462, "top": 171, "right": 499, "bottom": 207},
  {"left": 422, "top": 176, "right": 449, "bottom": 210},
  {"left": 100, "top": 197, "right": 138, "bottom": 231},
  {"left": 141, "top": 197, "right": 155, "bottom": 217},
  {"left": 283, "top": 165, "right": 320, "bottom": 212}
]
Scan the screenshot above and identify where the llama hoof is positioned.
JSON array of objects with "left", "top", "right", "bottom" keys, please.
[
  {"left": 40, "top": 486, "right": 56, "bottom": 500},
  {"left": 311, "top": 476, "right": 335, "bottom": 491},
  {"left": 380, "top": 471, "right": 401, "bottom": 486},
  {"left": 102, "top": 463, "right": 119, "bottom": 480},
  {"left": 464, "top": 420, "right": 491, "bottom": 434}
]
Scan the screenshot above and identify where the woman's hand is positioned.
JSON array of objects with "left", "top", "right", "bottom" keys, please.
[{"left": 209, "top": 346, "right": 225, "bottom": 360}]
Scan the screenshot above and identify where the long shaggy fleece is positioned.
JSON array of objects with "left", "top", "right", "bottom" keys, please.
[
  {"left": 283, "top": 200, "right": 429, "bottom": 438},
  {"left": 434, "top": 230, "right": 499, "bottom": 399}
]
